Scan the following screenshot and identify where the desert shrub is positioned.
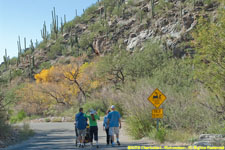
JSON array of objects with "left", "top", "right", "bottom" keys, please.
[
  {"left": 155, "top": 127, "right": 166, "bottom": 143},
  {"left": 127, "top": 0, "right": 135, "bottom": 6},
  {"left": 45, "top": 118, "right": 51, "bottom": 122},
  {"left": 0, "top": 111, "right": 11, "bottom": 137},
  {"left": 10, "top": 110, "right": 27, "bottom": 124},
  {"left": 165, "top": 129, "right": 197, "bottom": 143},
  {"left": 3, "top": 84, "right": 24, "bottom": 107},
  {"left": 51, "top": 117, "right": 62, "bottom": 122},
  {"left": 9, "top": 57, "right": 18, "bottom": 65},
  {"left": 39, "top": 61, "right": 51, "bottom": 70},
  {"left": 11, "top": 69, "right": 23, "bottom": 79},
  {"left": 206, "top": 120, "right": 225, "bottom": 134},
  {"left": 23, "top": 49, "right": 32, "bottom": 56},
  {"left": 88, "top": 22, "right": 107, "bottom": 35},
  {"left": 64, "top": 20, "right": 75, "bottom": 32},
  {"left": 126, "top": 113, "right": 154, "bottom": 139},
  {"left": 148, "top": 126, "right": 167, "bottom": 143},
  {"left": 84, "top": 4, "right": 98, "bottom": 16},
  {"left": 125, "top": 41, "right": 170, "bottom": 79},
  {"left": 62, "top": 47, "right": 71, "bottom": 56},
  {"left": 37, "top": 41, "right": 47, "bottom": 49},
  {"left": 79, "top": 12, "right": 95, "bottom": 24},
  {"left": 79, "top": 33, "right": 95, "bottom": 53},
  {"left": 155, "top": 0, "right": 174, "bottom": 15},
  {"left": 192, "top": 10, "right": 225, "bottom": 119},
  {"left": 136, "top": 9, "right": 146, "bottom": 23},
  {"left": 48, "top": 41, "right": 64, "bottom": 59},
  {"left": 112, "top": 3, "right": 126, "bottom": 18}
]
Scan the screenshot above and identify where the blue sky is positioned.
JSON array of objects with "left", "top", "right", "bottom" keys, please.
[{"left": 0, "top": 0, "right": 98, "bottom": 63}]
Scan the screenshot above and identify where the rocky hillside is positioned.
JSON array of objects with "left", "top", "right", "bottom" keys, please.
[{"left": 1, "top": 0, "right": 220, "bottom": 76}]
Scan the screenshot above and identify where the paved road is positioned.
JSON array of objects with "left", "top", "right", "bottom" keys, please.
[{"left": 3, "top": 122, "right": 153, "bottom": 150}]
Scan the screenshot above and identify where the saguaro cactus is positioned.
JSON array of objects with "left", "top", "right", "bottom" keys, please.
[
  {"left": 41, "top": 21, "right": 48, "bottom": 41},
  {"left": 61, "top": 17, "right": 64, "bottom": 34},
  {"left": 75, "top": 9, "right": 78, "bottom": 17},
  {"left": 30, "top": 39, "right": 35, "bottom": 53},
  {"left": 180, "top": 1, "right": 183, "bottom": 19},
  {"left": 151, "top": 0, "right": 155, "bottom": 18},
  {"left": 17, "top": 36, "right": 22, "bottom": 54},
  {"left": 35, "top": 39, "right": 38, "bottom": 48},
  {"left": 24, "top": 37, "right": 26, "bottom": 50},
  {"left": 9, "top": 69, "right": 12, "bottom": 83},
  {"left": 32, "top": 56, "right": 35, "bottom": 68},
  {"left": 64, "top": 14, "right": 66, "bottom": 24},
  {"left": 60, "top": 15, "right": 66, "bottom": 34},
  {"left": 104, "top": 4, "right": 107, "bottom": 20},
  {"left": 17, "top": 36, "right": 22, "bottom": 66},
  {"left": 3, "top": 49, "right": 8, "bottom": 69},
  {"left": 51, "top": 7, "right": 59, "bottom": 39}
]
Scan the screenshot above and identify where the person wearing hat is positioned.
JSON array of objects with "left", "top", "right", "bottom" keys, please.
[
  {"left": 107, "top": 105, "right": 121, "bottom": 147},
  {"left": 85, "top": 109, "right": 100, "bottom": 148}
]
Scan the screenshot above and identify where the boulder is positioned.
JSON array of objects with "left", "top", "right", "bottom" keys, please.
[
  {"left": 95, "top": 6, "right": 104, "bottom": 14},
  {"left": 141, "top": 6, "right": 149, "bottom": 12},
  {"left": 199, "top": 134, "right": 224, "bottom": 140},
  {"left": 63, "top": 33, "right": 69, "bottom": 39},
  {"left": 117, "top": 18, "right": 136, "bottom": 27},
  {"left": 155, "top": 18, "right": 169, "bottom": 28},
  {"left": 129, "top": 33, "right": 137, "bottom": 38},
  {"left": 194, "top": 134, "right": 225, "bottom": 146},
  {"left": 193, "top": 140, "right": 213, "bottom": 146},
  {"left": 183, "top": 14, "right": 194, "bottom": 29},
  {"left": 204, "top": 2, "right": 219, "bottom": 11}
]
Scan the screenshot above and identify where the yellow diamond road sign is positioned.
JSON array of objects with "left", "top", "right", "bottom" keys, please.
[{"left": 148, "top": 88, "right": 166, "bottom": 108}]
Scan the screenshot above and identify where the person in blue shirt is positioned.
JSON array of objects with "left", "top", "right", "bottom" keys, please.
[
  {"left": 107, "top": 105, "right": 121, "bottom": 147},
  {"left": 75, "top": 108, "right": 87, "bottom": 148},
  {"left": 103, "top": 110, "right": 112, "bottom": 145}
]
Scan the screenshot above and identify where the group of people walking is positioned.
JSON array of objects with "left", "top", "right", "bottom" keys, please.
[{"left": 75, "top": 105, "right": 121, "bottom": 148}]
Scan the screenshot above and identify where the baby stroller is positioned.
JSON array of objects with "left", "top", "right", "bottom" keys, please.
[{"left": 75, "top": 123, "right": 91, "bottom": 147}]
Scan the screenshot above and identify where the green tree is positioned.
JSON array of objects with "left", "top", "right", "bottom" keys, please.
[{"left": 192, "top": 9, "right": 225, "bottom": 118}]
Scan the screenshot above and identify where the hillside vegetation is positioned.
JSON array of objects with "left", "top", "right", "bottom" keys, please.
[{"left": 0, "top": 0, "right": 224, "bottom": 144}]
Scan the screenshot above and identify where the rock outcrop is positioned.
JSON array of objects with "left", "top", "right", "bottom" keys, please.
[{"left": 2, "top": 0, "right": 220, "bottom": 74}]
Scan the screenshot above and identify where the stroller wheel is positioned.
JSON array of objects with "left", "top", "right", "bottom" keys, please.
[{"left": 75, "top": 140, "right": 78, "bottom": 147}]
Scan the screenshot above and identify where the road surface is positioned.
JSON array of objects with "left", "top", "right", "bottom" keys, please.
[{"left": 3, "top": 122, "right": 154, "bottom": 150}]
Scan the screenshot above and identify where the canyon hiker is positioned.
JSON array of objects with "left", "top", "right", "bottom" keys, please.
[
  {"left": 85, "top": 109, "right": 100, "bottom": 148},
  {"left": 103, "top": 110, "right": 112, "bottom": 145},
  {"left": 107, "top": 105, "right": 121, "bottom": 147},
  {"left": 75, "top": 108, "right": 87, "bottom": 148}
]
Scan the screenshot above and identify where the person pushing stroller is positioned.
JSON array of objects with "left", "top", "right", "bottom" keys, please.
[{"left": 75, "top": 108, "right": 87, "bottom": 148}]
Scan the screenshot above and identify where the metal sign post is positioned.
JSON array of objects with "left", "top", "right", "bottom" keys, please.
[
  {"left": 147, "top": 89, "right": 166, "bottom": 131},
  {"left": 156, "top": 119, "right": 159, "bottom": 131}
]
